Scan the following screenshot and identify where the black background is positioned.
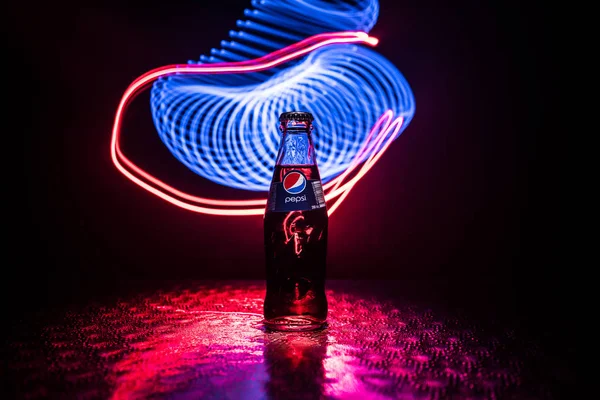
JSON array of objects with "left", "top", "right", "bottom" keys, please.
[{"left": 6, "top": 0, "right": 559, "bottom": 338}]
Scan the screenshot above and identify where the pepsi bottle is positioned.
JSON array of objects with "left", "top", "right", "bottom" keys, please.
[{"left": 263, "top": 111, "right": 328, "bottom": 331}]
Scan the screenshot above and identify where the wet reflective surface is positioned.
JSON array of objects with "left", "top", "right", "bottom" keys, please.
[{"left": 4, "top": 281, "right": 561, "bottom": 399}]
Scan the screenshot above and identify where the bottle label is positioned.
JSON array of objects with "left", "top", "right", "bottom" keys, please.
[{"left": 267, "top": 170, "right": 326, "bottom": 212}]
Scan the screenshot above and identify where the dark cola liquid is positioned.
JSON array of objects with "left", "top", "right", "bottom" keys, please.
[{"left": 264, "top": 165, "right": 328, "bottom": 331}]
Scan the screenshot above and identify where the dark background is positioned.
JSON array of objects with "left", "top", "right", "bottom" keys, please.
[{"left": 6, "top": 0, "right": 559, "bottom": 337}]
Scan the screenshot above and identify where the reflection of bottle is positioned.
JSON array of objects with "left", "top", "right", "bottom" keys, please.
[
  {"left": 263, "top": 331, "right": 328, "bottom": 400},
  {"left": 264, "top": 111, "right": 328, "bottom": 332}
]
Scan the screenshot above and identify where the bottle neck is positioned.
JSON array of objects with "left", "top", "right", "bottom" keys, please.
[{"left": 276, "top": 128, "right": 316, "bottom": 166}]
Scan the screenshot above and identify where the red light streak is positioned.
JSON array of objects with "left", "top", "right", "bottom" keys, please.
[
  {"left": 111, "top": 31, "right": 402, "bottom": 217},
  {"left": 282, "top": 212, "right": 306, "bottom": 255}
]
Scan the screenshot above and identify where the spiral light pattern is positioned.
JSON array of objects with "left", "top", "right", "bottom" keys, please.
[{"left": 149, "top": 0, "right": 415, "bottom": 191}]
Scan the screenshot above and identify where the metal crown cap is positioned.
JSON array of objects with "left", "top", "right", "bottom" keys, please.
[{"left": 279, "top": 111, "right": 314, "bottom": 122}]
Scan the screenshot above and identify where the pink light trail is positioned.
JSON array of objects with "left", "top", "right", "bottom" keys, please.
[{"left": 110, "top": 31, "right": 403, "bottom": 217}]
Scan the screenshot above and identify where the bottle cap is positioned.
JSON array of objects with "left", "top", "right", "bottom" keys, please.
[{"left": 279, "top": 111, "right": 314, "bottom": 122}]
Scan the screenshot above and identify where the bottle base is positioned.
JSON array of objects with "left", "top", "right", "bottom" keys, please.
[{"left": 263, "top": 315, "right": 326, "bottom": 332}]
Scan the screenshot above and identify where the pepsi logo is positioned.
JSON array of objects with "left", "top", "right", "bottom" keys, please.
[{"left": 283, "top": 171, "right": 307, "bottom": 194}]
